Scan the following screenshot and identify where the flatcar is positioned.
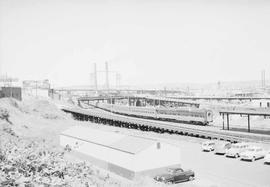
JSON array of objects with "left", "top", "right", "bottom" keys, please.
[{"left": 93, "top": 103, "right": 213, "bottom": 125}]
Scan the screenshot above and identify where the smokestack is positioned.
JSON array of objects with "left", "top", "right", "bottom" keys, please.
[
  {"left": 93, "top": 63, "right": 98, "bottom": 92},
  {"left": 105, "top": 62, "right": 109, "bottom": 90}
]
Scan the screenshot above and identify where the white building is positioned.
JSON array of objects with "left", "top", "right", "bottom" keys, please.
[{"left": 60, "top": 126, "right": 181, "bottom": 180}]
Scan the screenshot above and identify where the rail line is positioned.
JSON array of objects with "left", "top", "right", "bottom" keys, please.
[{"left": 62, "top": 106, "right": 270, "bottom": 144}]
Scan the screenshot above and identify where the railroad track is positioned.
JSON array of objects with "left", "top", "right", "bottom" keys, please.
[{"left": 62, "top": 106, "right": 270, "bottom": 144}]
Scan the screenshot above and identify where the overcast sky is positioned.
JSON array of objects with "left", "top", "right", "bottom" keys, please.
[{"left": 1, "top": 0, "right": 270, "bottom": 87}]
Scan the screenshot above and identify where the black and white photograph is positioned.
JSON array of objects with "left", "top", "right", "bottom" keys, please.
[{"left": 1, "top": 0, "right": 270, "bottom": 186}]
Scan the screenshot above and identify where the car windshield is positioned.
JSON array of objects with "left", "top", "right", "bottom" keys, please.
[
  {"left": 231, "top": 145, "right": 240, "bottom": 148},
  {"left": 203, "top": 142, "right": 213, "bottom": 146},
  {"left": 168, "top": 168, "right": 183, "bottom": 173},
  {"left": 217, "top": 142, "right": 226, "bottom": 146}
]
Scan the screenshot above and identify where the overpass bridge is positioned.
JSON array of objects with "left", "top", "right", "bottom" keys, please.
[
  {"left": 170, "top": 96, "right": 270, "bottom": 101},
  {"left": 78, "top": 95, "right": 200, "bottom": 108},
  {"left": 53, "top": 88, "right": 190, "bottom": 96}
]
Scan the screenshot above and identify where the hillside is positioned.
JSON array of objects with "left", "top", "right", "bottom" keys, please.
[{"left": 0, "top": 97, "right": 126, "bottom": 187}]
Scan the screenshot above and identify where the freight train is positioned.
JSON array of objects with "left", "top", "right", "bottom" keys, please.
[{"left": 92, "top": 103, "right": 213, "bottom": 125}]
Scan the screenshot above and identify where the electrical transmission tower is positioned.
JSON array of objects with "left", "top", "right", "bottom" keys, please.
[{"left": 90, "top": 62, "right": 121, "bottom": 91}]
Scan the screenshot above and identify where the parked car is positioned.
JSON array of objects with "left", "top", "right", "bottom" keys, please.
[
  {"left": 201, "top": 140, "right": 215, "bottom": 152},
  {"left": 154, "top": 168, "right": 195, "bottom": 184},
  {"left": 240, "top": 146, "right": 265, "bottom": 161},
  {"left": 214, "top": 141, "right": 231, "bottom": 155},
  {"left": 264, "top": 151, "right": 270, "bottom": 164},
  {"left": 226, "top": 142, "right": 249, "bottom": 158}
]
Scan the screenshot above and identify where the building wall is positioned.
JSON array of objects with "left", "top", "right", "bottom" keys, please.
[
  {"left": 69, "top": 148, "right": 180, "bottom": 180},
  {"left": 108, "top": 163, "right": 135, "bottom": 179},
  {"left": 68, "top": 149, "right": 136, "bottom": 180},
  {"left": 23, "top": 88, "right": 49, "bottom": 98},
  {"left": 0, "top": 87, "right": 22, "bottom": 100},
  {"left": 60, "top": 136, "right": 136, "bottom": 179},
  {"left": 135, "top": 164, "right": 181, "bottom": 178},
  {"left": 133, "top": 143, "right": 181, "bottom": 172},
  {"left": 48, "top": 89, "right": 62, "bottom": 100},
  {"left": 60, "top": 134, "right": 181, "bottom": 180}
]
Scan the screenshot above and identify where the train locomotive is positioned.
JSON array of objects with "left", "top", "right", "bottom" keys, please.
[{"left": 93, "top": 103, "right": 213, "bottom": 125}]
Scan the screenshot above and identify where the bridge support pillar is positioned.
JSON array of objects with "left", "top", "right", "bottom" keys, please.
[
  {"left": 248, "top": 115, "right": 250, "bottom": 132},
  {"left": 222, "top": 113, "right": 225, "bottom": 130},
  {"left": 226, "top": 114, "right": 229, "bottom": 130}
]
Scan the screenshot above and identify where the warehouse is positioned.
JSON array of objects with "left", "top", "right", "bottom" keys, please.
[{"left": 60, "top": 126, "right": 181, "bottom": 180}]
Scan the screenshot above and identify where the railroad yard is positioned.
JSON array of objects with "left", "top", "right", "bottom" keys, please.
[
  {"left": 2, "top": 1, "right": 270, "bottom": 186},
  {"left": 1, "top": 94, "right": 270, "bottom": 186}
]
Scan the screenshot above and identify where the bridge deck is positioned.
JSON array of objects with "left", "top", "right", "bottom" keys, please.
[
  {"left": 170, "top": 96, "right": 270, "bottom": 100},
  {"left": 78, "top": 96, "right": 200, "bottom": 107}
]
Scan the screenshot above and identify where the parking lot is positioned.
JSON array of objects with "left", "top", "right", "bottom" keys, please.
[
  {"left": 83, "top": 122, "right": 270, "bottom": 187},
  {"left": 172, "top": 140, "right": 270, "bottom": 187}
]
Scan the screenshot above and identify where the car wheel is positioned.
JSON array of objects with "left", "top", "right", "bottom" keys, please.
[
  {"left": 189, "top": 176, "right": 194, "bottom": 181},
  {"left": 166, "top": 181, "right": 173, "bottom": 185}
]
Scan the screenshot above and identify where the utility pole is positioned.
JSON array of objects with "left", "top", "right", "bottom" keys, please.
[
  {"left": 93, "top": 63, "right": 98, "bottom": 93},
  {"left": 262, "top": 70, "right": 266, "bottom": 89},
  {"left": 105, "top": 62, "right": 109, "bottom": 90},
  {"left": 35, "top": 80, "right": 38, "bottom": 97}
]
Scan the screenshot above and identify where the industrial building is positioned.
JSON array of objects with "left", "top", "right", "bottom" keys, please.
[
  {"left": 60, "top": 126, "right": 181, "bottom": 180},
  {"left": 0, "top": 87, "right": 22, "bottom": 100},
  {"left": 23, "top": 80, "right": 50, "bottom": 98}
]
